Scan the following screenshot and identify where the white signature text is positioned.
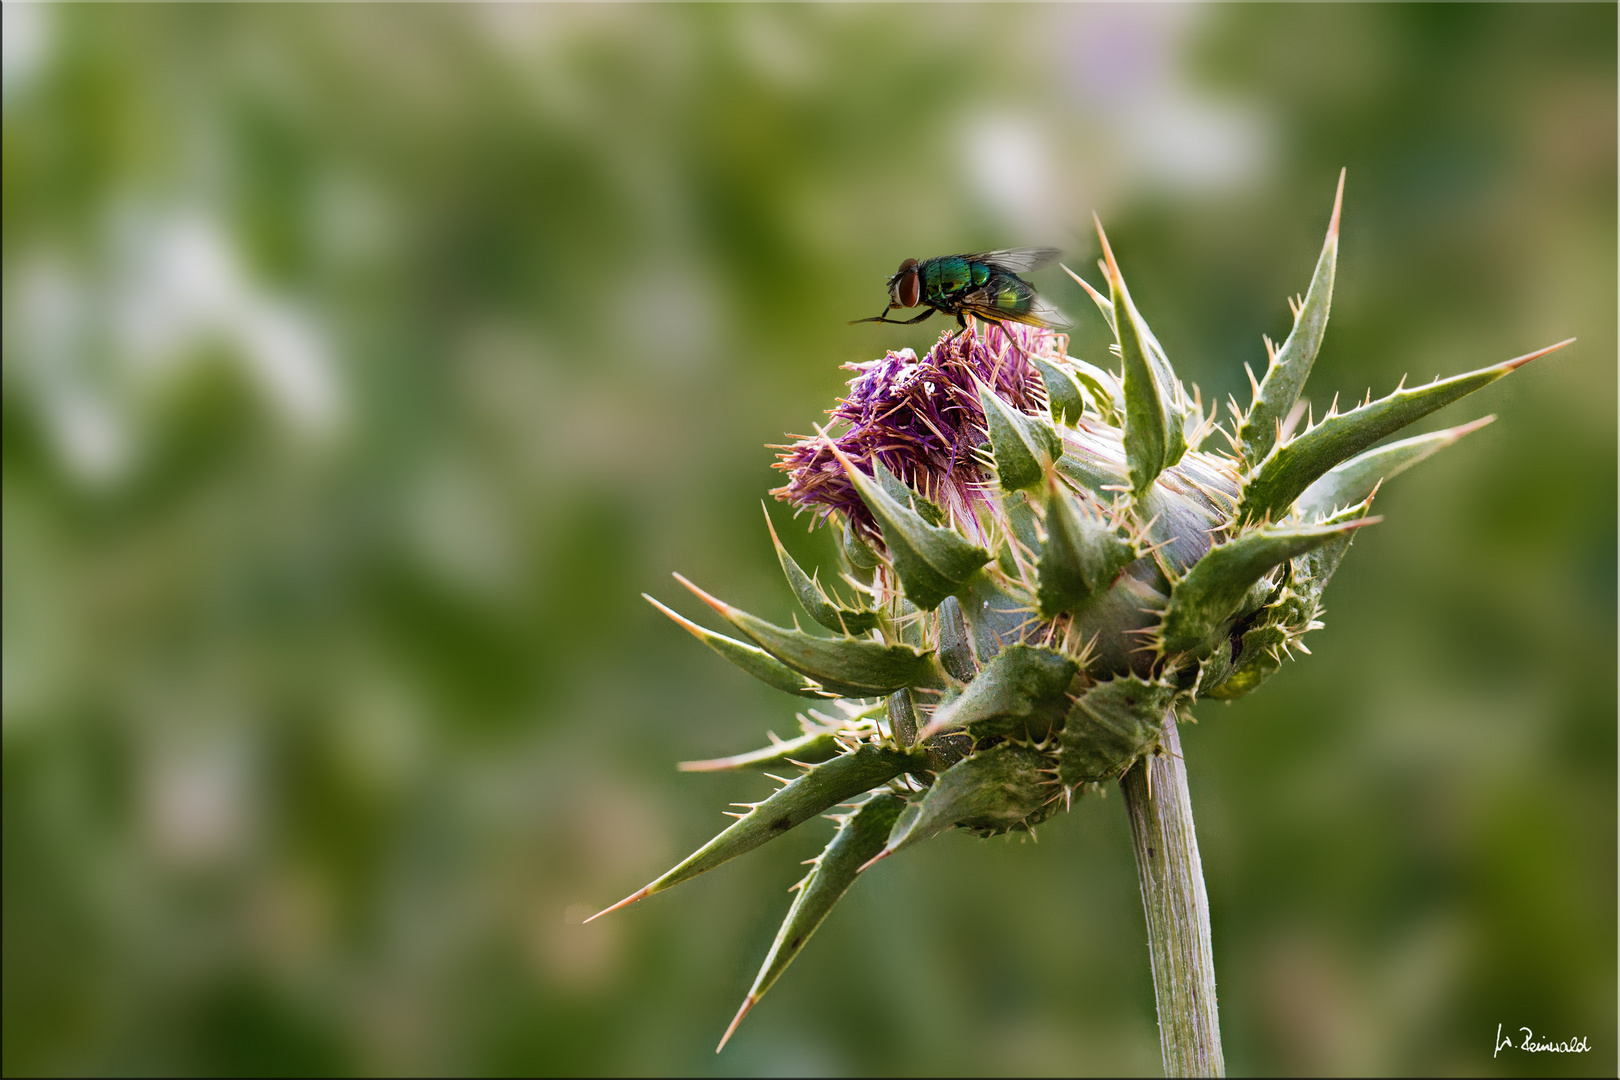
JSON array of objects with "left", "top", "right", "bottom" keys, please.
[{"left": 1495, "top": 1023, "right": 1590, "bottom": 1058}]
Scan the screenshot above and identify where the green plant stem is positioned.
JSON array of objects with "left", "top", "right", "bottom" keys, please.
[{"left": 1120, "top": 711, "right": 1225, "bottom": 1077}]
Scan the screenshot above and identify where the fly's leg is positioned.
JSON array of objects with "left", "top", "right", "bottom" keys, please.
[
  {"left": 983, "top": 318, "right": 1034, "bottom": 363},
  {"left": 930, "top": 309, "right": 964, "bottom": 347},
  {"left": 850, "top": 307, "right": 936, "bottom": 327},
  {"left": 848, "top": 304, "right": 898, "bottom": 326}
]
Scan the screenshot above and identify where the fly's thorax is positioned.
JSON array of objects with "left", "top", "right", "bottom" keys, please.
[{"left": 923, "top": 256, "right": 974, "bottom": 301}]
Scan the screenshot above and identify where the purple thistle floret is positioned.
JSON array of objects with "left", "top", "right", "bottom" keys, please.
[{"left": 772, "top": 322, "right": 1062, "bottom": 539}]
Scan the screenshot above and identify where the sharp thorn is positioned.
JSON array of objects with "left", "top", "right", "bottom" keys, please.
[
  {"left": 856, "top": 848, "right": 894, "bottom": 874},
  {"left": 1328, "top": 167, "right": 1346, "bottom": 240},
  {"left": 1502, "top": 337, "right": 1575, "bottom": 370},
  {"left": 716, "top": 995, "right": 759, "bottom": 1053},
  {"left": 672, "top": 571, "right": 739, "bottom": 622},
  {"left": 1093, "top": 212, "right": 1121, "bottom": 285},
  {"left": 1442, "top": 414, "right": 1497, "bottom": 441},
  {"left": 583, "top": 884, "right": 654, "bottom": 924}
]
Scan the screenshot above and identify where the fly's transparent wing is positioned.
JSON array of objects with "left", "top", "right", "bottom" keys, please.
[
  {"left": 965, "top": 247, "right": 1062, "bottom": 274},
  {"left": 1018, "top": 292, "right": 1071, "bottom": 329}
]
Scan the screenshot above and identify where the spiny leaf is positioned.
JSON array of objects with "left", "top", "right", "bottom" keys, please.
[
  {"left": 1035, "top": 330, "right": 1124, "bottom": 426},
  {"left": 1067, "top": 358, "right": 1125, "bottom": 426},
  {"left": 874, "top": 459, "right": 946, "bottom": 525},
  {"left": 1295, "top": 415, "right": 1494, "bottom": 521},
  {"left": 916, "top": 643, "right": 1078, "bottom": 741},
  {"left": 644, "top": 595, "right": 831, "bottom": 698},
  {"left": 678, "top": 730, "right": 843, "bottom": 773},
  {"left": 1200, "top": 494, "right": 1378, "bottom": 701},
  {"left": 1064, "top": 264, "right": 1117, "bottom": 337},
  {"left": 1158, "top": 518, "right": 1379, "bottom": 658},
  {"left": 977, "top": 376, "right": 1062, "bottom": 491},
  {"left": 863, "top": 743, "right": 1056, "bottom": 868},
  {"left": 1037, "top": 478, "right": 1137, "bottom": 618},
  {"left": 1201, "top": 621, "right": 1290, "bottom": 702},
  {"left": 1238, "top": 340, "right": 1570, "bottom": 523},
  {"left": 841, "top": 515, "right": 880, "bottom": 570},
  {"left": 717, "top": 793, "right": 906, "bottom": 1052},
  {"left": 1002, "top": 491, "right": 1041, "bottom": 552},
  {"left": 675, "top": 574, "right": 938, "bottom": 697},
  {"left": 826, "top": 441, "right": 992, "bottom": 611},
  {"left": 763, "top": 506, "right": 880, "bottom": 634},
  {"left": 1030, "top": 356, "right": 1088, "bottom": 426},
  {"left": 587, "top": 745, "right": 918, "bottom": 922},
  {"left": 1287, "top": 494, "right": 1379, "bottom": 611},
  {"left": 1239, "top": 170, "right": 1344, "bottom": 464},
  {"left": 1058, "top": 677, "right": 1177, "bottom": 786},
  {"left": 1096, "top": 216, "right": 1190, "bottom": 496}
]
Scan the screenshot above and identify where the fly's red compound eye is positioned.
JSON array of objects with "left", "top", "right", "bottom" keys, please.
[{"left": 897, "top": 262, "right": 921, "bottom": 308}]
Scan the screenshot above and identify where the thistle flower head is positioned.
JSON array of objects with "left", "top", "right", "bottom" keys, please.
[
  {"left": 772, "top": 322, "right": 1060, "bottom": 543},
  {"left": 595, "top": 173, "right": 1570, "bottom": 1052}
]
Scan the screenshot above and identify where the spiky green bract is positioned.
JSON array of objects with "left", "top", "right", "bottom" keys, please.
[
  {"left": 1200, "top": 620, "right": 1289, "bottom": 702},
  {"left": 1238, "top": 340, "right": 1569, "bottom": 524},
  {"left": 1070, "top": 358, "right": 1126, "bottom": 427},
  {"left": 1040, "top": 341, "right": 1126, "bottom": 428},
  {"left": 587, "top": 745, "right": 921, "bottom": 923},
  {"left": 833, "top": 451, "right": 992, "bottom": 611},
  {"left": 874, "top": 460, "right": 947, "bottom": 525},
  {"left": 1066, "top": 263, "right": 1118, "bottom": 337},
  {"left": 643, "top": 595, "right": 832, "bottom": 698},
  {"left": 1198, "top": 495, "right": 1378, "bottom": 700},
  {"left": 1038, "top": 478, "right": 1137, "bottom": 619},
  {"left": 1287, "top": 498, "right": 1377, "bottom": 614},
  {"left": 867, "top": 743, "right": 1058, "bottom": 867},
  {"left": 1296, "top": 416, "right": 1494, "bottom": 521},
  {"left": 1031, "top": 356, "right": 1088, "bottom": 426},
  {"left": 718, "top": 793, "right": 907, "bottom": 1052},
  {"left": 841, "top": 516, "right": 881, "bottom": 571},
  {"left": 1059, "top": 677, "right": 1179, "bottom": 787},
  {"left": 763, "top": 507, "right": 879, "bottom": 634},
  {"left": 1097, "top": 218, "right": 1191, "bottom": 496},
  {"left": 1075, "top": 359, "right": 1124, "bottom": 417},
  {"left": 675, "top": 574, "right": 938, "bottom": 697},
  {"left": 977, "top": 377, "right": 1062, "bottom": 491},
  {"left": 1158, "top": 518, "right": 1379, "bottom": 659},
  {"left": 917, "top": 644, "right": 1078, "bottom": 741},
  {"left": 679, "top": 730, "right": 843, "bottom": 773},
  {"left": 1238, "top": 171, "right": 1344, "bottom": 465}
]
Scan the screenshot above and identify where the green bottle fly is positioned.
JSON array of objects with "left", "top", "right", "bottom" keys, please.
[{"left": 851, "top": 249, "right": 1070, "bottom": 333}]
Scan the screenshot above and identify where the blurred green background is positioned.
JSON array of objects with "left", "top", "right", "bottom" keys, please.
[{"left": 3, "top": 4, "right": 1613, "bottom": 1076}]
